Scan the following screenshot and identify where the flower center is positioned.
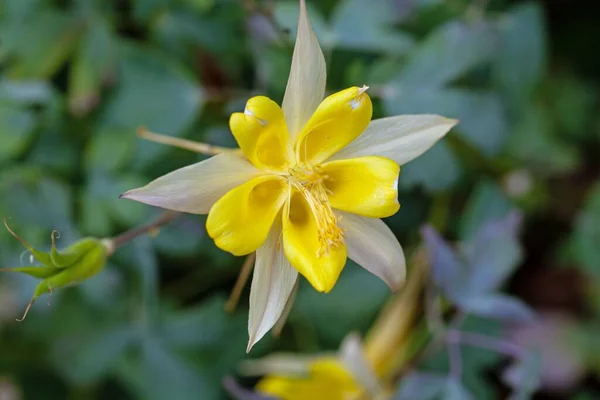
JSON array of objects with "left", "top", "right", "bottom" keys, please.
[{"left": 288, "top": 165, "right": 344, "bottom": 257}]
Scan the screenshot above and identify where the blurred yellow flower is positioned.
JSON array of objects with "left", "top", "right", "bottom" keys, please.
[
  {"left": 122, "top": 0, "right": 456, "bottom": 350},
  {"left": 244, "top": 334, "right": 382, "bottom": 399},
  {"left": 257, "top": 358, "right": 364, "bottom": 400},
  {"left": 246, "top": 257, "right": 429, "bottom": 400}
]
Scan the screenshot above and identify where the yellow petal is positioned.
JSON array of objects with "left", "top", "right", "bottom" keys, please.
[
  {"left": 257, "top": 359, "right": 362, "bottom": 400},
  {"left": 321, "top": 156, "right": 400, "bottom": 218},
  {"left": 206, "top": 175, "right": 287, "bottom": 256},
  {"left": 229, "top": 96, "right": 292, "bottom": 171},
  {"left": 282, "top": 0, "right": 327, "bottom": 140},
  {"left": 282, "top": 192, "right": 347, "bottom": 293},
  {"left": 294, "top": 86, "right": 372, "bottom": 166}
]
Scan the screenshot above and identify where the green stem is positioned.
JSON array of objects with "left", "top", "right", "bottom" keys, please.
[{"left": 110, "top": 211, "right": 180, "bottom": 251}]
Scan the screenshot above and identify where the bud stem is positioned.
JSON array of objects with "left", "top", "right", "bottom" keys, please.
[
  {"left": 137, "top": 127, "right": 235, "bottom": 155},
  {"left": 225, "top": 252, "right": 255, "bottom": 312},
  {"left": 109, "top": 211, "right": 181, "bottom": 253}
]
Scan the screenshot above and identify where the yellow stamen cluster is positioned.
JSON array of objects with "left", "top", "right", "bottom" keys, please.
[{"left": 288, "top": 166, "right": 344, "bottom": 257}]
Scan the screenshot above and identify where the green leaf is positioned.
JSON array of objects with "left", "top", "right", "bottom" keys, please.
[
  {"left": 545, "top": 73, "right": 597, "bottom": 141},
  {"left": 80, "top": 189, "right": 112, "bottom": 237},
  {"left": 367, "top": 58, "right": 405, "bottom": 85},
  {"left": 493, "top": 3, "right": 546, "bottom": 109},
  {"left": 384, "top": 190, "right": 430, "bottom": 235},
  {"left": 154, "top": 216, "right": 205, "bottom": 257},
  {"left": 571, "top": 182, "right": 600, "bottom": 277},
  {"left": 0, "top": 166, "right": 74, "bottom": 232},
  {"left": 117, "top": 335, "right": 219, "bottom": 400},
  {"left": 330, "top": 0, "right": 414, "bottom": 53},
  {"left": 0, "top": 104, "right": 36, "bottom": 163},
  {"left": 459, "top": 294, "right": 535, "bottom": 323},
  {"left": 161, "top": 296, "right": 248, "bottom": 377},
  {"left": 85, "top": 128, "right": 136, "bottom": 173},
  {"left": 395, "top": 20, "right": 496, "bottom": 88},
  {"left": 292, "top": 262, "right": 389, "bottom": 347},
  {"left": 161, "top": 297, "right": 236, "bottom": 349},
  {"left": 99, "top": 43, "right": 204, "bottom": 168},
  {"left": 111, "top": 235, "right": 161, "bottom": 324},
  {"left": 181, "top": 0, "right": 216, "bottom": 13},
  {"left": 384, "top": 88, "right": 507, "bottom": 157},
  {"left": 399, "top": 141, "right": 461, "bottom": 192},
  {"left": 460, "top": 181, "right": 513, "bottom": 240},
  {"left": 78, "top": 266, "right": 124, "bottom": 308},
  {"left": 80, "top": 172, "right": 148, "bottom": 236},
  {"left": 152, "top": 9, "right": 246, "bottom": 60},
  {"left": 1, "top": 0, "right": 45, "bottom": 20},
  {"left": 69, "top": 16, "right": 116, "bottom": 116},
  {"left": 50, "top": 324, "right": 134, "bottom": 385},
  {"left": 0, "top": 80, "right": 54, "bottom": 106},
  {"left": 27, "top": 127, "right": 79, "bottom": 173},
  {"left": 506, "top": 105, "right": 579, "bottom": 175},
  {"left": 1, "top": 10, "right": 81, "bottom": 78},
  {"left": 109, "top": 175, "right": 153, "bottom": 226},
  {"left": 130, "top": 0, "right": 166, "bottom": 23}
]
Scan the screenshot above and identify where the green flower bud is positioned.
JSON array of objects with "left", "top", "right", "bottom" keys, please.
[{"left": 1, "top": 219, "right": 112, "bottom": 321}]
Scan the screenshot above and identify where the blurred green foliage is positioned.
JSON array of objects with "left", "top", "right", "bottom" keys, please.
[{"left": 0, "top": 0, "right": 599, "bottom": 399}]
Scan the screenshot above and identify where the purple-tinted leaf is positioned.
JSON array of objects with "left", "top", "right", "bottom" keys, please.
[
  {"left": 396, "top": 374, "right": 475, "bottom": 400},
  {"left": 459, "top": 181, "right": 512, "bottom": 240},
  {"left": 502, "top": 352, "right": 542, "bottom": 400},
  {"left": 459, "top": 294, "right": 535, "bottom": 323},
  {"left": 443, "top": 378, "right": 474, "bottom": 400},
  {"left": 462, "top": 211, "right": 523, "bottom": 295},
  {"left": 421, "top": 225, "right": 466, "bottom": 302},
  {"left": 395, "top": 372, "right": 447, "bottom": 400}
]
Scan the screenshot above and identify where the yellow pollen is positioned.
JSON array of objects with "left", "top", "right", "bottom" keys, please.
[{"left": 288, "top": 166, "right": 344, "bottom": 257}]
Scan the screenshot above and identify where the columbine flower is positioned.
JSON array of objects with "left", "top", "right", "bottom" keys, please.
[
  {"left": 122, "top": 0, "right": 457, "bottom": 350},
  {"left": 238, "top": 251, "right": 429, "bottom": 400},
  {"left": 243, "top": 334, "right": 383, "bottom": 400}
]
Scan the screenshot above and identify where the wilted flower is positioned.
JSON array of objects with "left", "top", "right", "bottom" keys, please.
[
  {"left": 122, "top": 0, "right": 456, "bottom": 349},
  {"left": 0, "top": 219, "right": 111, "bottom": 321}
]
